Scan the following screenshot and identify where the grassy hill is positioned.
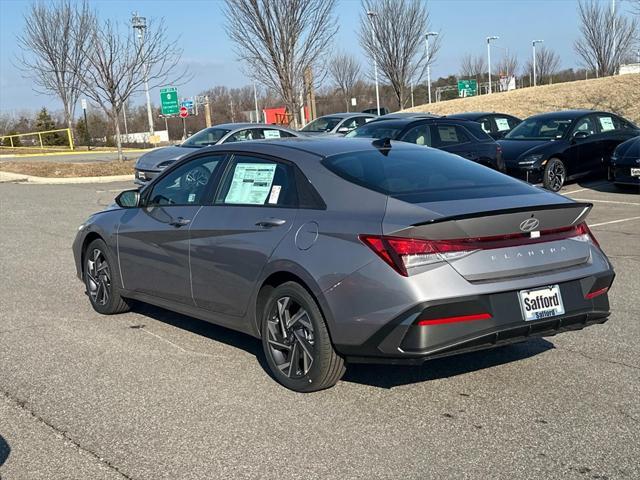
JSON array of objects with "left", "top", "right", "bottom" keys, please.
[{"left": 406, "top": 74, "right": 640, "bottom": 124}]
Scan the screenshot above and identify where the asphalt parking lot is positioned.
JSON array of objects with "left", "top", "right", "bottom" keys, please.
[{"left": 0, "top": 178, "right": 639, "bottom": 480}]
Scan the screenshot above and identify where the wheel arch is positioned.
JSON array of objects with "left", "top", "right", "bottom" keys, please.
[
  {"left": 252, "top": 264, "right": 335, "bottom": 340},
  {"left": 80, "top": 231, "right": 106, "bottom": 278}
]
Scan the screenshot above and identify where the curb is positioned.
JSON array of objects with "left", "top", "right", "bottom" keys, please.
[{"left": 0, "top": 171, "right": 133, "bottom": 184}]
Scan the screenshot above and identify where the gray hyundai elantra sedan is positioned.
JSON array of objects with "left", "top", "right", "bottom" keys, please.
[{"left": 73, "top": 138, "right": 614, "bottom": 392}]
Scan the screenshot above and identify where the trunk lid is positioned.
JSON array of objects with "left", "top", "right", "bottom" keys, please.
[{"left": 382, "top": 196, "right": 593, "bottom": 281}]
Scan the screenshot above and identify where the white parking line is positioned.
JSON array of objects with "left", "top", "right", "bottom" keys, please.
[
  {"left": 571, "top": 198, "right": 640, "bottom": 206},
  {"left": 562, "top": 182, "right": 608, "bottom": 195},
  {"left": 589, "top": 216, "right": 640, "bottom": 227}
]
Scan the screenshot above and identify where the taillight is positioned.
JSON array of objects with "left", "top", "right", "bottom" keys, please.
[
  {"left": 585, "top": 286, "right": 609, "bottom": 299},
  {"left": 360, "top": 222, "right": 600, "bottom": 277}
]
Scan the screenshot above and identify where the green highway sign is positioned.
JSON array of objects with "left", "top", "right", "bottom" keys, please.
[
  {"left": 457, "top": 79, "right": 477, "bottom": 98},
  {"left": 160, "top": 87, "right": 179, "bottom": 115}
]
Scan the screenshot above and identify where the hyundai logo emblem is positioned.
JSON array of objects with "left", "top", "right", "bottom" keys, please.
[{"left": 520, "top": 218, "right": 540, "bottom": 232}]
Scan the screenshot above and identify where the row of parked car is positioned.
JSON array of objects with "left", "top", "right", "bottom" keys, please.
[{"left": 135, "top": 109, "right": 640, "bottom": 192}]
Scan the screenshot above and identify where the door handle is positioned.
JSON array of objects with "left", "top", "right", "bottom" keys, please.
[
  {"left": 255, "top": 218, "right": 286, "bottom": 228},
  {"left": 169, "top": 217, "right": 191, "bottom": 227}
]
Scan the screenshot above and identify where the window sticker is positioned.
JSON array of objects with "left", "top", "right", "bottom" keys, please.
[
  {"left": 263, "top": 129, "right": 282, "bottom": 139},
  {"left": 268, "top": 185, "right": 282, "bottom": 204},
  {"left": 599, "top": 116, "right": 615, "bottom": 131},
  {"left": 438, "top": 126, "right": 459, "bottom": 142},
  {"left": 225, "top": 163, "right": 276, "bottom": 205},
  {"left": 495, "top": 117, "right": 511, "bottom": 131},
  {"left": 188, "top": 193, "right": 196, "bottom": 203}
]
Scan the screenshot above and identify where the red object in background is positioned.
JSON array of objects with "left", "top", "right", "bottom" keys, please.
[
  {"left": 179, "top": 106, "right": 189, "bottom": 118},
  {"left": 263, "top": 106, "right": 310, "bottom": 125}
]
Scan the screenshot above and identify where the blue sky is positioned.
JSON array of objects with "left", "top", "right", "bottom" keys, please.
[{"left": 0, "top": 0, "right": 624, "bottom": 114}]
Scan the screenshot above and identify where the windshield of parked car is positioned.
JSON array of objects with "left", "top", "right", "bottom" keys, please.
[
  {"left": 182, "top": 128, "right": 231, "bottom": 147},
  {"left": 345, "top": 122, "right": 404, "bottom": 139},
  {"left": 301, "top": 117, "right": 343, "bottom": 132},
  {"left": 505, "top": 117, "right": 573, "bottom": 140},
  {"left": 323, "top": 148, "right": 539, "bottom": 203}
]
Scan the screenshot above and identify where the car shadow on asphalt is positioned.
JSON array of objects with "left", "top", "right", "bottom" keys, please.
[
  {"left": 342, "top": 339, "right": 555, "bottom": 389},
  {"left": 0, "top": 433, "right": 9, "bottom": 467},
  {"left": 130, "top": 302, "right": 555, "bottom": 390}
]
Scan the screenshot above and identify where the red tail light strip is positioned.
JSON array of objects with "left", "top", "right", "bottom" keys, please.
[
  {"left": 418, "top": 313, "right": 492, "bottom": 326},
  {"left": 585, "top": 287, "right": 609, "bottom": 299},
  {"left": 360, "top": 222, "right": 599, "bottom": 277}
]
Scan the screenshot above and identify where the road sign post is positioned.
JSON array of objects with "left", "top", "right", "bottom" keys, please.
[
  {"left": 81, "top": 99, "right": 91, "bottom": 151},
  {"left": 179, "top": 106, "right": 189, "bottom": 139},
  {"left": 457, "top": 79, "right": 478, "bottom": 98},
  {"left": 160, "top": 87, "right": 179, "bottom": 116}
]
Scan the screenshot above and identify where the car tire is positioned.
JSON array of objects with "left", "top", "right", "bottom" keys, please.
[
  {"left": 261, "top": 282, "right": 345, "bottom": 392},
  {"left": 83, "top": 239, "right": 131, "bottom": 315},
  {"left": 543, "top": 158, "right": 566, "bottom": 192}
]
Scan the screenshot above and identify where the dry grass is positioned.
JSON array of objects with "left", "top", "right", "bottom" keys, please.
[
  {"left": 0, "top": 160, "right": 135, "bottom": 178},
  {"left": 406, "top": 74, "right": 640, "bottom": 123}
]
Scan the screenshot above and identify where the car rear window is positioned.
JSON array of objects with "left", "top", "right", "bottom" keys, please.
[
  {"left": 345, "top": 122, "right": 404, "bottom": 139},
  {"left": 322, "top": 147, "right": 540, "bottom": 203}
]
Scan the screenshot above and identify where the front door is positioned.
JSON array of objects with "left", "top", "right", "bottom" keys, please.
[
  {"left": 189, "top": 154, "right": 298, "bottom": 316},
  {"left": 117, "top": 154, "right": 224, "bottom": 305}
]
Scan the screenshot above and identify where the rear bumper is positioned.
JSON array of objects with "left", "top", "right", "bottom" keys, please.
[{"left": 335, "top": 272, "right": 614, "bottom": 365}]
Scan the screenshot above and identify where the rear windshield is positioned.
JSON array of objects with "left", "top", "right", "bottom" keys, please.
[
  {"left": 322, "top": 148, "right": 540, "bottom": 203},
  {"left": 345, "top": 122, "right": 404, "bottom": 140}
]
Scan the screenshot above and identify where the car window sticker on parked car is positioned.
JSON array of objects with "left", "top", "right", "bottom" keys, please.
[
  {"left": 263, "top": 129, "right": 282, "bottom": 139},
  {"left": 438, "top": 125, "right": 459, "bottom": 142},
  {"left": 225, "top": 163, "right": 277, "bottom": 205},
  {"left": 495, "top": 118, "right": 511, "bottom": 131},
  {"left": 268, "top": 185, "right": 282, "bottom": 204},
  {"left": 598, "top": 116, "right": 615, "bottom": 132}
]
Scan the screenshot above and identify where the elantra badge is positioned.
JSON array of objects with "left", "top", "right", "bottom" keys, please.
[{"left": 520, "top": 218, "right": 540, "bottom": 232}]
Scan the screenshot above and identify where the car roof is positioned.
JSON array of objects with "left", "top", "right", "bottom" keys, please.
[
  {"left": 447, "top": 111, "right": 514, "bottom": 119},
  {"left": 375, "top": 112, "right": 439, "bottom": 120},
  {"left": 525, "top": 110, "right": 599, "bottom": 121},
  {"left": 314, "top": 113, "right": 376, "bottom": 119},
  {"left": 212, "top": 122, "right": 295, "bottom": 130},
  {"left": 200, "top": 136, "right": 421, "bottom": 158},
  {"left": 366, "top": 116, "right": 478, "bottom": 128}
]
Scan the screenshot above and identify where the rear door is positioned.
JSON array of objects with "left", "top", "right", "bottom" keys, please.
[
  {"left": 117, "top": 154, "right": 225, "bottom": 304},
  {"left": 568, "top": 115, "right": 602, "bottom": 175},
  {"left": 491, "top": 115, "right": 515, "bottom": 139},
  {"left": 431, "top": 123, "right": 478, "bottom": 161},
  {"left": 189, "top": 153, "right": 298, "bottom": 315}
]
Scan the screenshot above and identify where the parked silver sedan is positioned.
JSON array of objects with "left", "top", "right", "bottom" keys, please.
[
  {"left": 299, "top": 113, "right": 375, "bottom": 136},
  {"left": 134, "top": 123, "right": 299, "bottom": 184}
]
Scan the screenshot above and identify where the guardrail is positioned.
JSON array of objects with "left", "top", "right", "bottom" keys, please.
[{"left": 0, "top": 128, "right": 74, "bottom": 151}]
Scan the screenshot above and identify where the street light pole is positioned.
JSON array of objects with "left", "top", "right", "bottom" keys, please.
[
  {"left": 253, "top": 81, "right": 260, "bottom": 123},
  {"left": 532, "top": 39, "right": 544, "bottom": 87},
  {"left": 132, "top": 12, "right": 154, "bottom": 136},
  {"left": 425, "top": 32, "right": 438, "bottom": 104},
  {"left": 367, "top": 11, "right": 381, "bottom": 116},
  {"left": 486, "top": 36, "right": 499, "bottom": 94}
]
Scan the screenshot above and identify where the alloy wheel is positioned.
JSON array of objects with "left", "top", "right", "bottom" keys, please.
[
  {"left": 547, "top": 161, "right": 565, "bottom": 191},
  {"left": 86, "top": 248, "right": 111, "bottom": 306},
  {"left": 266, "top": 296, "right": 315, "bottom": 379}
]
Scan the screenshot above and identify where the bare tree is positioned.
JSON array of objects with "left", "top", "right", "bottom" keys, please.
[
  {"left": 360, "top": 0, "right": 441, "bottom": 109},
  {"left": 328, "top": 53, "right": 361, "bottom": 111},
  {"left": 496, "top": 51, "right": 518, "bottom": 78},
  {"left": 525, "top": 46, "right": 561, "bottom": 85},
  {"left": 459, "top": 53, "right": 486, "bottom": 79},
  {"left": 224, "top": 0, "right": 338, "bottom": 127},
  {"left": 16, "top": 1, "right": 92, "bottom": 134},
  {"left": 574, "top": 0, "right": 638, "bottom": 77},
  {"left": 74, "top": 17, "right": 185, "bottom": 160}
]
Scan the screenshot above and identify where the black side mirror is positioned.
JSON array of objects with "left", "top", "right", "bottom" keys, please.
[{"left": 115, "top": 189, "right": 140, "bottom": 208}]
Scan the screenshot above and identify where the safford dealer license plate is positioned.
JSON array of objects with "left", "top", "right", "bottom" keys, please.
[{"left": 518, "top": 285, "right": 565, "bottom": 321}]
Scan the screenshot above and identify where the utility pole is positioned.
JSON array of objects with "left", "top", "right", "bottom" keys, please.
[
  {"left": 204, "top": 96, "right": 212, "bottom": 127},
  {"left": 253, "top": 82, "right": 259, "bottom": 123},
  {"left": 132, "top": 12, "right": 154, "bottom": 136},
  {"left": 367, "top": 11, "right": 381, "bottom": 116},
  {"left": 81, "top": 99, "right": 91, "bottom": 151},
  {"left": 486, "top": 36, "right": 499, "bottom": 94},
  {"left": 122, "top": 101, "right": 129, "bottom": 142},
  {"left": 425, "top": 32, "right": 438, "bottom": 104},
  {"left": 532, "top": 39, "right": 544, "bottom": 87},
  {"left": 612, "top": 0, "right": 616, "bottom": 74}
]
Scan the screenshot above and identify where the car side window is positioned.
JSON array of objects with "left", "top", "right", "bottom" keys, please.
[
  {"left": 215, "top": 155, "right": 297, "bottom": 207},
  {"left": 147, "top": 155, "right": 222, "bottom": 207},
  {"left": 493, "top": 116, "right": 512, "bottom": 133},
  {"left": 260, "top": 128, "right": 296, "bottom": 139},
  {"left": 402, "top": 124, "right": 432, "bottom": 146},
  {"left": 573, "top": 117, "right": 597, "bottom": 136},
  {"left": 507, "top": 117, "right": 520, "bottom": 129},
  {"left": 431, "top": 124, "right": 470, "bottom": 147},
  {"left": 224, "top": 129, "right": 255, "bottom": 143},
  {"left": 596, "top": 114, "right": 622, "bottom": 133}
]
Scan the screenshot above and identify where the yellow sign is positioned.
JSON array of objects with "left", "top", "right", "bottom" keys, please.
[{"left": 149, "top": 135, "right": 161, "bottom": 144}]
